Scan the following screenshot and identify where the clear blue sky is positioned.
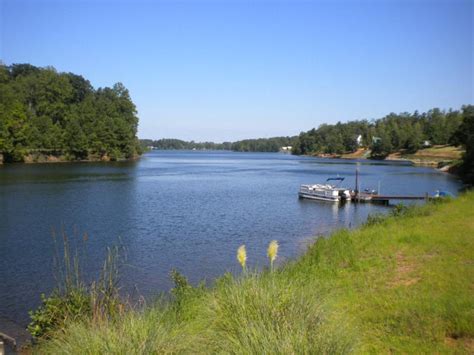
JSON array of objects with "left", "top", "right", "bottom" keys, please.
[{"left": 1, "top": 0, "right": 472, "bottom": 141}]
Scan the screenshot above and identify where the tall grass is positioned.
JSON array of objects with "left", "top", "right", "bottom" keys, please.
[
  {"left": 28, "top": 230, "right": 124, "bottom": 339},
  {"left": 207, "top": 272, "right": 355, "bottom": 353},
  {"left": 37, "top": 192, "right": 474, "bottom": 353}
]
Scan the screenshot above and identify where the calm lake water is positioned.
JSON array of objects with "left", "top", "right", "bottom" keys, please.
[{"left": 0, "top": 151, "right": 462, "bottom": 330}]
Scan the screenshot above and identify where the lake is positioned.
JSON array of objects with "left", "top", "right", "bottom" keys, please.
[{"left": 0, "top": 151, "right": 461, "bottom": 332}]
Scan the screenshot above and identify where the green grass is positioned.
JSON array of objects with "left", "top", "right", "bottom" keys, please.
[{"left": 37, "top": 193, "right": 474, "bottom": 354}]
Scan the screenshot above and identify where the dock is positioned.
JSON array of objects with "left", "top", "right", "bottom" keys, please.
[
  {"left": 0, "top": 314, "right": 32, "bottom": 354},
  {"left": 349, "top": 166, "right": 431, "bottom": 205},
  {"left": 351, "top": 192, "right": 430, "bottom": 205}
]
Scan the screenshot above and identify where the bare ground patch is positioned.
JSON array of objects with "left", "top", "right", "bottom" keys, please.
[
  {"left": 445, "top": 335, "right": 474, "bottom": 353},
  {"left": 387, "top": 252, "right": 421, "bottom": 288}
]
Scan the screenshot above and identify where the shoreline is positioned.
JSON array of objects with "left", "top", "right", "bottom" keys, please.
[
  {"left": 1, "top": 150, "right": 460, "bottom": 177},
  {"left": 309, "top": 154, "right": 455, "bottom": 171},
  {"left": 30, "top": 192, "right": 474, "bottom": 353},
  {"left": 0, "top": 153, "right": 141, "bottom": 166},
  {"left": 1, "top": 149, "right": 458, "bottom": 174},
  {"left": 309, "top": 147, "right": 462, "bottom": 174}
]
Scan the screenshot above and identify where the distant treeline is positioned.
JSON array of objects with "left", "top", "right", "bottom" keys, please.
[
  {"left": 293, "top": 105, "right": 474, "bottom": 184},
  {"left": 293, "top": 106, "right": 470, "bottom": 158},
  {"left": 141, "top": 136, "right": 298, "bottom": 152},
  {"left": 0, "top": 63, "right": 141, "bottom": 163},
  {"left": 143, "top": 105, "right": 474, "bottom": 184}
]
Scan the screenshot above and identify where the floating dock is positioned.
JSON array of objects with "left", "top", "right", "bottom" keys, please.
[
  {"left": 349, "top": 166, "right": 431, "bottom": 205},
  {"left": 351, "top": 192, "right": 430, "bottom": 205}
]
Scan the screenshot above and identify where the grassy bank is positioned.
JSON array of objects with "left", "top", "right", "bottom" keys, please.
[
  {"left": 38, "top": 193, "right": 474, "bottom": 353},
  {"left": 387, "top": 145, "right": 464, "bottom": 167},
  {"left": 312, "top": 145, "right": 464, "bottom": 169}
]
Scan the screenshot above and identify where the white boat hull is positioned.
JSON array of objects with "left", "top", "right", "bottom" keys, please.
[{"left": 298, "top": 192, "right": 340, "bottom": 202}]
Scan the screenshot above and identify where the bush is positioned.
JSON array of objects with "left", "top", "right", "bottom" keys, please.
[
  {"left": 28, "top": 289, "right": 91, "bottom": 338},
  {"left": 365, "top": 213, "right": 388, "bottom": 226}
]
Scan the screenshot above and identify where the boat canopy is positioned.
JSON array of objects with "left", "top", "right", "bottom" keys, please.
[{"left": 326, "top": 177, "right": 345, "bottom": 182}]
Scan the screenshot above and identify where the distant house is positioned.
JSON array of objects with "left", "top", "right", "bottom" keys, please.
[
  {"left": 372, "top": 136, "right": 382, "bottom": 144},
  {"left": 423, "top": 140, "right": 431, "bottom": 147},
  {"left": 356, "top": 135, "right": 363, "bottom": 147},
  {"left": 280, "top": 146, "right": 292, "bottom": 152}
]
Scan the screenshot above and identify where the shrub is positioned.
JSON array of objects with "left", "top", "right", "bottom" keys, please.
[
  {"left": 28, "top": 289, "right": 91, "bottom": 338},
  {"left": 365, "top": 213, "right": 387, "bottom": 226}
]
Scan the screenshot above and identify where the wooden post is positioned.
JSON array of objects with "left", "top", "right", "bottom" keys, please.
[{"left": 355, "top": 166, "right": 360, "bottom": 202}]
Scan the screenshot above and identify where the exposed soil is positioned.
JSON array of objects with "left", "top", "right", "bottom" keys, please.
[{"left": 388, "top": 252, "right": 420, "bottom": 288}]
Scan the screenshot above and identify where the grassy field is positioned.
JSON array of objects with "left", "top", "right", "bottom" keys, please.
[{"left": 38, "top": 193, "right": 474, "bottom": 354}]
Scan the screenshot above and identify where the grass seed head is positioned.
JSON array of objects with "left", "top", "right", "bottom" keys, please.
[
  {"left": 237, "top": 245, "right": 247, "bottom": 270},
  {"left": 267, "top": 240, "right": 279, "bottom": 263}
]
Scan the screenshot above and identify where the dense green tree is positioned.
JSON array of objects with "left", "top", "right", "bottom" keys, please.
[
  {"left": 371, "top": 130, "right": 393, "bottom": 159},
  {"left": 0, "top": 63, "right": 140, "bottom": 162},
  {"left": 0, "top": 83, "right": 29, "bottom": 161},
  {"left": 292, "top": 107, "right": 466, "bottom": 158},
  {"left": 406, "top": 122, "right": 423, "bottom": 153},
  {"left": 453, "top": 105, "right": 474, "bottom": 184}
]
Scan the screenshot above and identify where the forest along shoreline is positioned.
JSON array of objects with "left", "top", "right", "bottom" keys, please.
[
  {"left": 0, "top": 145, "right": 460, "bottom": 176},
  {"left": 0, "top": 64, "right": 142, "bottom": 165},
  {"left": 0, "top": 62, "right": 471, "bottom": 182},
  {"left": 141, "top": 105, "right": 473, "bottom": 183}
]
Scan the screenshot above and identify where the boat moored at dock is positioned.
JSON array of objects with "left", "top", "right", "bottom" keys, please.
[{"left": 299, "top": 177, "right": 351, "bottom": 202}]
